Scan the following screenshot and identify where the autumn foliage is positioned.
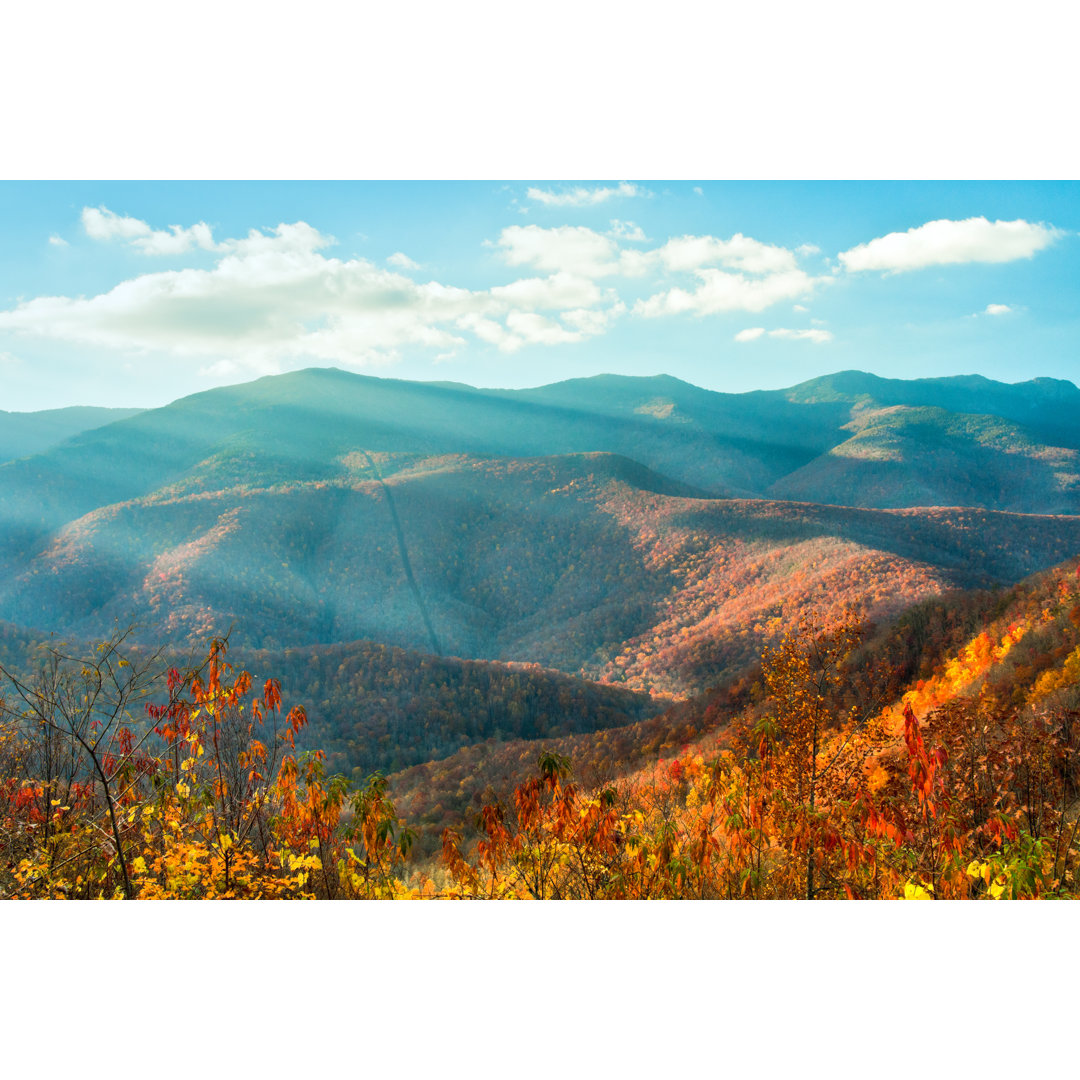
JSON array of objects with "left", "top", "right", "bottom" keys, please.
[
  {"left": 432, "top": 565, "right": 1080, "bottom": 899},
  {"left": 0, "top": 635, "right": 417, "bottom": 899},
  {"left": 5, "top": 560, "right": 1080, "bottom": 899}
]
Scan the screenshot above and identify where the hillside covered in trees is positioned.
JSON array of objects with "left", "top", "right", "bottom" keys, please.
[
  {"left": 3, "top": 369, "right": 1080, "bottom": 702},
  {"left": 4, "top": 553, "right": 1080, "bottom": 898},
  {"left": 2, "top": 367, "right": 1080, "bottom": 899}
]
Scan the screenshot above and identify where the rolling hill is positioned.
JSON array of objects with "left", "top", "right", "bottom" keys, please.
[
  {"left": 4, "top": 366, "right": 1079, "bottom": 544},
  {"left": 1, "top": 366, "right": 1078, "bottom": 704},
  {"left": 5, "top": 448, "right": 1080, "bottom": 699}
]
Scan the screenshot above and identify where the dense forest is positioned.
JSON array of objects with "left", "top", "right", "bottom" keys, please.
[
  {"left": 4, "top": 553, "right": 1080, "bottom": 898},
  {"left": 4, "top": 368, "right": 1080, "bottom": 899}
]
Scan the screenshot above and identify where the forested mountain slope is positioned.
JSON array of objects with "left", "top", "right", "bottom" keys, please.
[
  {"left": 390, "top": 553, "right": 1080, "bottom": 870},
  {"left": 242, "top": 637, "right": 662, "bottom": 778},
  {"left": 2, "top": 367, "right": 1078, "bottom": 548},
  {"left": 4, "top": 449, "right": 1079, "bottom": 697},
  {"left": 1, "top": 366, "right": 1077, "bottom": 707},
  {"left": 0, "top": 405, "right": 143, "bottom": 464}
]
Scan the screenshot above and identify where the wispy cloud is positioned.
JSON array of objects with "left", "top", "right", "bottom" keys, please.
[
  {"left": 387, "top": 252, "right": 420, "bottom": 270},
  {"left": 654, "top": 234, "right": 798, "bottom": 275},
  {"left": 735, "top": 326, "right": 833, "bottom": 344},
  {"left": 0, "top": 217, "right": 626, "bottom": 376},
  {"left": 838, "top": 217, "right": 1060, "bottom": 274},
  {"left": 489, "top": 272, "right": 612, "bottom": 311},
  {"left": 48, "top": 234, "right": 68, "bottom": 247},
  {"left": 20, "top": 202, "right": 1047, "bottom": 385},
  {"left": 608, "top": 219, "right": 648, "bottom": 242},
  {"left": 82, "top": 205, "right": 221, "bottom": 256},
  {"left": 526, "top": 182, "right": 649, "bottom": 207},
  {"left": 494, "top": 224, "right": 825, "bottom": 319},
  {"left": 770, "top": 327, "right": 832, "bottom": 343},
  {"left": 636, "top": 270, "right": 823, "bottom": 318},
  {"left": 493, "top": 225, "right": 633, "bottom": 278}
]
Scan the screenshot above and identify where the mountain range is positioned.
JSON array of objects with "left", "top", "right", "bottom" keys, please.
[{"left": 2, "top": 365, "right": 1078, "bottom": 780}]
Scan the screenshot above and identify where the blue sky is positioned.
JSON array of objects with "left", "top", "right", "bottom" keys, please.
[{"left": 0, "top": 180, "right": 1077, "bottom": 411}]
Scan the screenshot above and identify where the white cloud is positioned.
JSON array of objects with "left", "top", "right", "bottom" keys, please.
[
  {"left": 735, "top": 326, "right": 832, "bottom": 344},
  {"left": 838, "top": 216, "right": 1060, "bottom": 273},
  {"left": 489, "top": 272, "right": 609, "bottom": 310},
  {"left": 796, "top": 243, "right": 820, "bottom": 256},
  {"left": 6, "top": 208, "right": 840, "bottom": 375},
  {"left": 793, "top": 303, "right": 808, "bottom": 312},
  {"left": 560, "top": 302, "right": 626, "bottom": 335},
  {"left": 636, "top": 268, "right": 822, "bottom": 318},
  {"left": 82, "top": 206, "right": 151, "bottom": 241},
  {"left": 455, "top": 313, "right": 511, "bottom": 349},
  {"left": 608, "top": 219, "right": 648, "bottom": 242},
  {"left": 217, "top": 221, "right": 332, "bottom": 258},
  {"left": 769, "top": 327, "right": 832, "bottom": 343},
  {"left": 454, "top": 301, "right": 623, "bottom": 354},
  {"left": 0, "top": 218, "right": 627, "bottom": 374},
  {"left": 629, "top": 231, "right": 826, "bottom": 319},
  {"left": 48, "top": 234, "right": 68, "bottom": 247},
  {"left": 493, "top": 224, "right": 626, "bottom": 278},
  {"left": 615, "top": 247, "right": 655, "bottom": 278},
  {"left": 983, "top": 302, "right": 1012, "bottom": 315},
  {"left": 493, "top": 225, "right": 816, "bottom": 320},
  {"left": 525, "top": 181, "right": 648, "bottom": 207},
  {"left": 693, "top": 187, "right": 703, "bottom": 196},
  {"left": 655, "top": 233, "right": 798, "bottom": 275},
  {"left": 387, "top": 252, "right": 420, "bottom": 270},
  {"left": 505, "top": 311, "right": 583, "bottom": 346},
  {"left": 82, "top": 205, "right": 221, "bottom": 256}
]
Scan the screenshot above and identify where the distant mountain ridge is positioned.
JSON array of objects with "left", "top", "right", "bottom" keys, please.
[
  {"left": 786, "top": 369, "right": 1080, "bottom": 430},
  {"left": 1, "top": 365, "right": 1077, "bottom": 700},
  {"left": 3, "top": 366, "right": 1077, "bottom": 536},
  {"left": 0, "top": 405, "right": 144, "bottom": 464}
]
